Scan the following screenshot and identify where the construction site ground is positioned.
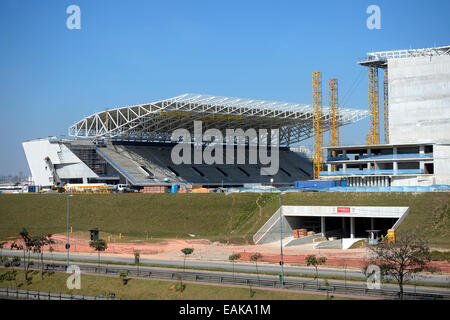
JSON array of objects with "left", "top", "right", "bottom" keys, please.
[{"left": 4, "top": 233, "right": 450, "bottom": 273}]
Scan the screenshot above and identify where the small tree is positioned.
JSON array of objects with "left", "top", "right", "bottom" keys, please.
[
  {"left": 248, "top": 283, "right": 255, "bottom": 298},
  {"left": 180, "top": 248, "right": 194, "bottom": 292},
  {"left": 49, "top": 246, "right": 54, "bottom": 261},
  {"left": 134, "top": 252, "right": 140, "bottom": 276},
  {"left": 0, "top": 242, "right": 6, "bottom": 264},
  {"left": 181, "top": 248, "right": 194, "bottom": 272},
  {"left": 30, "top": 235, "right": 55, "bottom": 279},
  {"left": 19, "top": 228, "right": 33, "bottom": 279},
  {"left": 0, "top": 269, "right": 18, "bottom": 288},
  {"left": 120, "top": 271, "right": 129, "bottom": 285},
  {"left": 364, "top": 232, "right": 437, "bottom": 300},
  {"left": 250, "top": 253, "right": 263, "bottom": 284},
  {"left": 306, "top": 255, "right": 327, "bottom": 285},
  {"left": 89, "top": 239, "right": 108, "bottom": 270},
  {"left": 0, "top": 241, "right": 5, "bottom": 259},
  {"left": 229, "top": 253, "right": 241, "bottom": 280},
  {"left": 10, "top": 240, "right": 26, "bottom": 280}
]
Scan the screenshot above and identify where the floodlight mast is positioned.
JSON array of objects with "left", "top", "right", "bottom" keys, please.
[{"left": 279, "top": 190, "right": 288, "bottom": 288}]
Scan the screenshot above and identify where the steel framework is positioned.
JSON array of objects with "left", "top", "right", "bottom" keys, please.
[
  {"left": 368, "top": 68, "right": 380, "bottom": 145},
  {"left": 328, "top": 79, "right": 339, "bottom": 144},
  {"left": 68, "top": 93, "right": 367, "bottom": 147},
  {"left": 358, "top": 45, "right": 450, "bottom": 68},
  {"left": 383, "top": 70, "right": 389, "bottom": 144},
  {"left": 328, "top": 78, "right": 339, "bottom": 171},
  {"left": 312, "top": 72, "right": 323, "bottom": 179}
]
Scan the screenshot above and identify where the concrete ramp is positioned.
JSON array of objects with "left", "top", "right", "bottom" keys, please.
[{"left": 284, "top": 233, "right": 325, "bottom": 247}]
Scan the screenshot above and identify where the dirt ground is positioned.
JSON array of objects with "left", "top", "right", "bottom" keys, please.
[{"left": 5, "top": 233, "right": 450, "bottom": 272}]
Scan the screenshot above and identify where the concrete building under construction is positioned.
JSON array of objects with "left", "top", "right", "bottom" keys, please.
[{"left": 321, "top": 45, "right": 450, "bottom": 187}]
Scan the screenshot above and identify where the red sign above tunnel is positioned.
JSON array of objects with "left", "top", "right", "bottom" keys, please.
[{"left": 337, "top": 207, "right": 351, "bottom": 213}]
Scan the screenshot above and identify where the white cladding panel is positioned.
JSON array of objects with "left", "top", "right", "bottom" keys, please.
[
  {"left": 388, "top": 55, "right": 450, "bottom": 144},
  {"left": 433, "top": 144, "right": 450, "bottom": 184},
  {"left": 22, "top": 138, "right": 98, "bottom": 186}
]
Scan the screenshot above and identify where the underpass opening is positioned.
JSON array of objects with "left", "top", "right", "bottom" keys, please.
[{"left": 253, "top": 205, "right": 410, "bottom": 248}]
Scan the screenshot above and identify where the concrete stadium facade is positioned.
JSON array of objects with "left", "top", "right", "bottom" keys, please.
[{"left": 322, "top": 45, "right": 450, "bottom": 187}]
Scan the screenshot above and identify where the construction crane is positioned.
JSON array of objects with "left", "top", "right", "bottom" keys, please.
[
  {"left": 312, "top": 71, "right": 323, "bottom": 179},
  {"left": 383, "top": 70, "right": 389, "bottom": 144},
  {"left": 328, "top": 78, "right": 339, "bottom": 171},
  {"left": 44, "top": 156, "right": 65, "bottom": 192},
  {"left": 368, "top": 67, "right": 380, "bottom": 145}
]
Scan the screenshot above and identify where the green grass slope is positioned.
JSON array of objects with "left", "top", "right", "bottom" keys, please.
[
  {"left": 0, "top": 193, "right": 279, "bottom": 244},
  {"left": 0, "top": 192, "right": 448, "bottom": 247}
]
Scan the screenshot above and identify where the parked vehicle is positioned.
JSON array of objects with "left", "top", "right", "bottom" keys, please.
[{"left": 117, "top": 184, "right": 130, "bottom": 193}]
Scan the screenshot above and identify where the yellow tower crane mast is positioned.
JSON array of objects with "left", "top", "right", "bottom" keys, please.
[
  {"left": 368, "top": 67, "right": 380, "bottom": 145},
  {"left": 328, "top": 78, "right": 339, "bottom": 171},
  {"left": 312, "top": 71, "right": 323, "bottom": 179}
]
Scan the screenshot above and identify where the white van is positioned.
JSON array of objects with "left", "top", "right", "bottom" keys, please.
[{"left": 117, "top": 184, "right": 130, "bottom": 192}]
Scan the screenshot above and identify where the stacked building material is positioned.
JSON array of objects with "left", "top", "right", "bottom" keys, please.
[
  {"left": 140, "top": 186, "right": 167, "bottom": 193},
  {"left": 191, "top": 188, "right": 210, "bottom": 193},
  {"left": 293, "top": 229, "right": 308, "bottom": 238}
]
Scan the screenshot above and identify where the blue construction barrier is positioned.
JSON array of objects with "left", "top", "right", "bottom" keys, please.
[
  {"left": 323, "top": 185, "right": 450, "bottom": 192},
  {"left": 225, "top": 184, "right": 450, "bottom": 193},
  {"left": 294, "top": 180, "right": 338, "bottom": 189},
  {"left": 320, "top": 169, "right": 425, "bottom": 176}
]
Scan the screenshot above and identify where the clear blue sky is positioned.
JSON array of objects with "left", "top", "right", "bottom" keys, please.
[{"left": 1, "top": 0, "right": 449, "bottom": 176}]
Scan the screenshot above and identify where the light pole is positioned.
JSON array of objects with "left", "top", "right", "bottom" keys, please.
[
  {"left": 66, "top": 194, "right": 73, "bottom": 267},
  {"left": 279, "top": 191, "right": 287, "bottom": 288}
]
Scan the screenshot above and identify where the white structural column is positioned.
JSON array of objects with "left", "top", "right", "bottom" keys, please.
[
  {"left": 351, "top": 217, "right": 355, "bottom": 238},
  {"left": 321, "top": 216, "right": 326, "bottom": 235},
  {"left": 419, "top": 145, "right": 425, "bottom": 172},
  {"left": 393, "top": 147, "right": 398, "bottom": 172}
]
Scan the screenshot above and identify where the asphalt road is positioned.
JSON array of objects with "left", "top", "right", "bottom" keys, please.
[{"left": 2, "top": 249, "right": 450, "bottom": 297}]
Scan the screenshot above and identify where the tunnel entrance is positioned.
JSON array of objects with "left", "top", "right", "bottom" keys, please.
[
  {"left": 284, "top": 216, "right": 398, "bottom": 239},
  {"left": 253, "top": 205, "right": 410, "bottom": 247}
]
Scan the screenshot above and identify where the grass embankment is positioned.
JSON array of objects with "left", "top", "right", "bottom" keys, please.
[
  {"left": 0, "top": 268, "right": 344, "bottom": 300},
  {"left": 0, "top": 193, "right": 279, "bottom": 244},
  {"left": 0, "top": 192, "right": 448, "bottom": 247}
]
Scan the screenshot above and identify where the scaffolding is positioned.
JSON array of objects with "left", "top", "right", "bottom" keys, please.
[
  {"left": 312, "top": 71, "right": 323, "bottom": 179},
  {"left": 383, "top": 70, "right": 389, "bottom": 144},
  {"left": 328, "top": 78, "right": 339, "bottom": 171},
  {"left": 368, "top": 67, "right": 380, "bottom": 145},
  {"left": 65, "top": 143, "right": 108, "bottom": 176}
]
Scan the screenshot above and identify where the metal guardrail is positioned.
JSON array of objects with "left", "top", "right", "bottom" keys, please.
[
  {"left": 32, "top": 262, "right": 450, "bottom": 300},
  {"left": 0, "top": 287, "right": 118, "bottom": 300}
]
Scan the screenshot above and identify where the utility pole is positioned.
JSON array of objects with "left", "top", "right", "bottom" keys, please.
[
  {"left": 279, "top": 191, "right": 286, "bottom": 288},
  {"left": 66, "top": 194, "right": 73, "bottom": 267}
]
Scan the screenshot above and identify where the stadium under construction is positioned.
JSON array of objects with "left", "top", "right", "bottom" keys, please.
[{"left": 22, "top": 45, "right": 450, "bottom": 192}]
